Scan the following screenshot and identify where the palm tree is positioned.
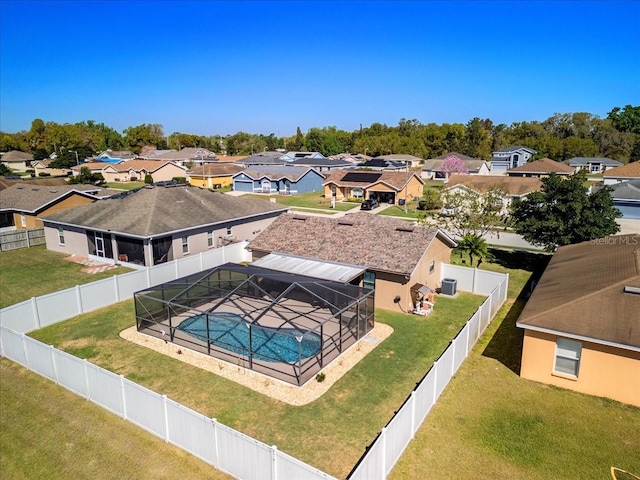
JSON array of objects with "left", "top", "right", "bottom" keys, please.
[{"left": 456, "top": 233, "right": 491, "bottom": 267}]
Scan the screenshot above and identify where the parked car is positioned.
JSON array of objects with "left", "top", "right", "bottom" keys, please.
[{"left": 360, "top": 198, "right": 379, "bottom": 210}]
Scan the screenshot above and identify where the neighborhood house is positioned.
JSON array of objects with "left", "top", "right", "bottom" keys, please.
[{"left": 323, "top": 170, "right": 424, "bottom": 205}]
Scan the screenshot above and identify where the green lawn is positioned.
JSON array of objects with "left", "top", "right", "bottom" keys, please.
[
  {"left": 26, "top": 292, "right": 484, "bottom": 478},
  {"left": 390, "top": 250, "right": 640, "bottom": 480},
  {"left": 0, "top": 245, "right": 131, "bottom": 308},
  {"left": 247, "top": 191, "right": 358, "bottom": 212},
  {"left": 104, "top": 181, "right": 145, "bottom": 190}
]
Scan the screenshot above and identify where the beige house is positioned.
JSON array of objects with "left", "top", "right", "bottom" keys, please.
[
  {"left": 517, "top": 234, "right": 640, "bottom": 407},
  {"left": 506, "top": 157, "right": 574, "bottom": 178},
  {"left": 323, "top": 170, "right": 424, "bottom": 205},
  {"left": 100, "top": 160, "right": 187, "bottom": 183},
  {"left": 247, "top": 212, "right": 456, "bottom": 311},
  {"left": 187, "top": 163, "right": 244, "bottom": 189},
  {"left": 31, "top": 159, "right": 72, "bottom": 177},
  {"left": 603, "top": 161, "right": 640, "bottom": 186},
  {"left": 1, "top": 150, "right": 34, "bottom": 172}
]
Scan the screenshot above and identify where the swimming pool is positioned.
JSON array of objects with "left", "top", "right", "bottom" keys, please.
[{"left": 177, "top": 312, "right": 322, "bottom": 363}]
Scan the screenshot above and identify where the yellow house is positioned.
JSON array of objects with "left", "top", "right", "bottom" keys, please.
[
  {"left": 187, "top": 164, "right": 244, "bottom": 189},
  {"left": 323, "top": 170, "right": 424, "bottom": 205},
  {"left": 247, "top": 212, "right": 456, "bottom": 311},
  {"left": 517, "top": 234, "right": 640, "bottom": 407},
  {"left": 0, "top": 184, "right": 102, "bottom": 230}
]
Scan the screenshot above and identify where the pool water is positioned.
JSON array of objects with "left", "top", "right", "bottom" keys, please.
[{"left": 177, "top": 312, "right": 321, "bottom": 363}]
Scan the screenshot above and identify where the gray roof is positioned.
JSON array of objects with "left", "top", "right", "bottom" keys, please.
[
  {"left": 251, "top": 253, "right": 366, "bottom": 283},
  {"left": 248, "top": 212, "right": 456, "bottom": 276},
  {"left": 422, "top": 156, "right": 486, "bottom": 173},
  {"left": 239, "top": 152, "right": 289, "bottom": 166},
  {"left": 237, "top": 165, "right": 321, "bottom": 181},
  {"left": 606, "top": 180, "right": 640, "bottom": 200},
  {"left": 1, "top": 150, "right": 34, "bottom": 161},
  {"left": 40, "top": 185, "right": 288, "bottom": 238},
  {"left": 155, "top": 148, "right": 216, "bottom": 160},
  {"left": 0, "top": 184, "right": 103, "bottom": 213},
  {"left": 494, "top": 145, "right": 537, "bottom": 154},
  {"left": 288, "top": 157, "right": 354, "bottom": 168},
  {"left": 568, "top": 157, "right": 623, "bottom": 167},
  {"left": 373, "top": 154, "right": 423, "bottom": 162}
]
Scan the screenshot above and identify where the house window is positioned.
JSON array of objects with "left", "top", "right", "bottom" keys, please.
[
  {"left": 590, "top": 163, "right": 601, "bottom": 173},
  {"left": 58, "top": 227, "right": 65, "bottom": 245},
  {"left": 181, "top": 236, "right": 189, "bottom": 254},
  {"left": 511, "top": 154, "right": 520, "bottom": 168},
  {"left": 429, "top": 261, "right": 435, "bottom": 273},
  {"left": 207, "top": 231, "right": 213, "bottom": 247},
  {"left": 363, "top": 271, "right": 376, "bottom": 290},
  {"left": 554, "top": 338, "right": 582, "bottom": 377},
  {"left": 20, "top": 214, "right": 26, "bottom": 227},
  {"left": 226, "top": 226, "right": 232, "bottom": 236}
]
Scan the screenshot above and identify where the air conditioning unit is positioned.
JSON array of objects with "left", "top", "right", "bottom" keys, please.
[{"left": 441, "top": 278, "right": 457, "bottom": 296}]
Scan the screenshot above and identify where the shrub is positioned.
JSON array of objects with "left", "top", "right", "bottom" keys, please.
[
  {"left": 144, "top": 174, "right": 153, "bottom": 184},
  {"left": 38, "top": 172, "right": 51, "bottom": 177},
  {"left": 172, "top": 177, "right": 186, "bottom": 183},
  {"left": 316, "top": 372, "right": 326, "bottom": 383}
]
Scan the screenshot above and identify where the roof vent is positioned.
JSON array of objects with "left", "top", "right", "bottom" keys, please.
[
  {"left": 292, "top": 215, "right": 307, "bottom": 221},
  {"left": 49, "top": 189, "right": 58, "bottom": 193},
  {"left": 396, "top": 225, "right": 415, "bottom": 232},
  {"left": 338, "top": 219, "right": 354, "bottom": 226},
  {"left": 623, "top": 285, "right": 640, "bottom": 295}
]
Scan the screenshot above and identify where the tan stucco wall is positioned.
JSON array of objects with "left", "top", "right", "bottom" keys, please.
[
  {"left": 43, "top": 225, "right": 90, "bottom": 256},
  {"left": 14, "top": 195, "right": 94, "bottom": 229},
  {"left": 520, "top": 330, "right": 640, "bottom": 407},
  {"left": 103, "top": 164, "right": 185, "bottom": 183},
  {"left": 188, "top": 175, "right": 234, "bottom": 189}
]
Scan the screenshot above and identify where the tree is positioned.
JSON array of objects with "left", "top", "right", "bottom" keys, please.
[
  {"left": 123, "top": 124, "right": 166, "bottom": 152},
  {"left": 144, "top": 173, "right": 153, "bottom": 184},
  {"left": 440, "top": 155, "right": 469, "bottom": 179},
  {"left": 438, "top": 186, "right": 507, "bottom": 238},
  {"left": 511, "top": 171, "right": 620, "bottom": 251},
  {"left": 0, "top": 163, "right": 12, "bottom": 176},
  {"left": 68, "top": 167, "right": 105, "bottom": 186},
  {"left": 608, "top": 105, "right": 640, "bottom": 134},
  {"left": 456, "top": 233, "right": 492, "bottom": 267}
]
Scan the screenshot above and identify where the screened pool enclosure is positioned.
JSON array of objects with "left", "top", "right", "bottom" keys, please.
[{"left": 134, "top": 263, "right": 375, "bottom": 386}]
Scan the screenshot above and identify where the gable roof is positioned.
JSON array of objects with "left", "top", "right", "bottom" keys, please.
[
  {"left": 568, "top": 157, "right": 623, "bottom": 167},
  {"left": 238, "top": 152, "right": 289, "bottom": 166},
  {"left": 40, "top": 186, "right": 288, "bottom": 238},
  {"left": 507, "top": 158, "right": 574, "bottom": 174},
  {"left": 155, "top": 148, "right": 216, "bottom": 160},
  {"left": 604, "top": 179, "right": 640, "bottom": 200},
  {"left": 603, "top": 162, "right": 640, "bottom": 179},
  {"left": 493, "top": 145, "right": 537, "bottom": 154},
  {"left": 516, "top": 234, "right": 640, "bottom": 350},
  {"left": 235, "top": 165, "right": 322, "bottom": 181},
  {"left": 323, "top": 170, "right": 423, "bottom": 191},
  {"left": 248, "top": 212, "right": 455, "bottom": 276},
  {"left": 372, "top": 154, "right": 423, "bottom": 162},
  {"left": 422, "top": 152, "right": 486, "bottom": 173},
  {"left": 2, "top": 150, "right": 34, "bottom": 161},
  {"left": 288, "top": 157, "right": 354, "bottom": 168},
  {"left": 0, "top": 184, "right": 103, "bottom": 213},
  {"left": 109, "top": 159, "right": 185, "bottom": 173},
  {"left": 357, "top": 158, "right": 407, "bottom": 169},
  {"left": 187, "top": 164, "right": 244, "bottom": 177},
  {"left": 446, "top": 174, "right": 542, "bottom": 196},
  {"left": 427, "top": 152, "right": 479, "bottom": 162}
]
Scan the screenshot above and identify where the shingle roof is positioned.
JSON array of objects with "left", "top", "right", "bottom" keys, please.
[
  {"left": 426, "top": 152, "right": 480, "bottom": 162},
  {"left": 603, "top": 162, "right": 640, "bottom": 179},
  {"left": 373, "top": 154, "right": 424, "bottom": 162},
  {"left": 568, "top": 157, "right": 623, "bottom": 167},
  {"left": 239, "top": 166, "right": 319, "bottom": 181},
  {"left": 41, "top": 186, "right": 287, "bottom": 237},
  {"left": 606, "top": 180, "right": 640, "bottom": 200},
  {"left": 154, "top": 148, "right": 216, "bottom": 160},
  {"left": 288, "top": 157, "right": 354, "bottom": 167},
  {"left": 494, "top": 145, "right": 537, "bottom": 154},
  {"left": 323, "top": 170, "right": 422, "bottom": 191},
  {"left": 248, "top": 212, "right": 455, "bottom": 276},
  {"left": 517, "top": 234, "right": 640, "bottom": 349},
  {"left": 446, "top": 174, "right": 542, "bottom": 196},
  {"left": 422, "top": 152, "right": 486, "bottom": 173},
  {"left": 109, "top": 159, "right": 183, "bottom": 173},
  {"left": 357, "top": 158, "right": 407, "bottom": 169},
  {"left": 187, "top": 164, "right": 244, "bottom": 177},
  {"left": 0, "top": 184, "right": 102, "bottom": 212},
  {"left": 507, "top": 158, "right": 574, "bottom": 174},
  {"left": 2, "top": 150, "right": 34, "bottom": 161}
]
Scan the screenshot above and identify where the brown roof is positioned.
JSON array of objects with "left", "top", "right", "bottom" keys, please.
[
  {"left": 603, "top": 162, "right": 640, "bottom": 179},
  {"left": 446, "top": 174, "right": 542, "bottom": 196},
  {"left": 0, "top": 177, "right": 70, "bottom": 191},
  {"left": 110, "top": 159, "right": 181, "bottom": 173},
  {"left": 507, "top": 158, "right": 574, "bottom": 174},
  {"left": 323, "top": 170, "right": 423, "bottom": 191},
  {"left": 72, "top": 162, "right": 113, "bottom": 171},
  {"left": 0, "top": 184, "right": 102, "bottom": 213},
  {"left": 188, "top": 164, "right": 244, "bottom": 177},
  {"left": 248, "top": 212, "right": 455, "bottom": 276},
  {"left": 517, "top": 234, "right": 640, "bottom": 349},
  {"left": 1, "top": 150, "right": 34, "bottom": 161}
]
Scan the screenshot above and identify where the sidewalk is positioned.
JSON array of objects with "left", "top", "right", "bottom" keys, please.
[{"left": 63, "top": 254, "right": 118, "bottom": 274}]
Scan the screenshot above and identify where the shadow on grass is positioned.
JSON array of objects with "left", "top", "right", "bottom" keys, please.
[{"left": 482, "top": 249, "right": 551, "bottom": 374}]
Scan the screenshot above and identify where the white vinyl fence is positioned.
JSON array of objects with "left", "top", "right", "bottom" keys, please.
[
  {"left": 1, "top": 252, "right": 507, "bottom": 480},
  {"left": 347, "top": 268, "right": 509, "bottom": 480}
]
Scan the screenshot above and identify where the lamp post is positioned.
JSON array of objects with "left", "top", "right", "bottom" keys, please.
[{"left": 69, "top": 150, "right": 79, "bottom": 166}]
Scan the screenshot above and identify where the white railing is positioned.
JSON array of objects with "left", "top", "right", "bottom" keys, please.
[{"left": 347, "top": 271, "right": 508, "bottom": 480}]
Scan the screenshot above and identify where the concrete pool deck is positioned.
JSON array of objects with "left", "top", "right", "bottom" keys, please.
[{"left": 120, "top": 322, "right": 393, "bottom": 406}]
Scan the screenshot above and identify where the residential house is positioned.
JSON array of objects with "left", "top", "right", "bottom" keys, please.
[
  {"left": 444, "top": 174, "right": 542, "bottom": 214},
  {"left": 280, "top": 151, "right": 325, "bottom": 161},
  {"left": 0, "top": 184, "right": 108, "bottom": 230},
  {"left": 99, "top": 160, "right": 187, "bottom": 183},
  {"left": 422, "top": 152, "right": 490, "bottom": 180},
  {"left": 154, "top": 147, "right": 217, "bottom": 167},
  {"left": 568, "top": 157, "right": 623, "bottom": 174},
  {"left": 1, "top": 150, "right": 34, "bottom": 172},
  {"left": 329, "top": 153, "right": 371, "bottom": 164},
  {"left": 517, "top": 234, "right": 640, "bottom": 407},
  {"left": 506, "top": 157, "right": 574, "bottom": 178},
  {"left": 595, "top": 180, "right": 640, "bottom": 221},
  {"left": 357, "top": 157, "right": 408, "bottom": 171},
  {"left": 235, "top": 151, "right": 291, "bottom": 167},
  {"left": 287, "top": 156, "right": 355, "bottom": 173},
  {"left": 323, "top": 170, "right": 424, "bottom": 205},
  {"left": 70, "top": 162, "right": 114, "bottom": 177},
  {"left": 187, "top": 163, "right": 244, "bottom": 189},
  {"left": 371, "top": 154, "right": 424, "bottom": 168},
  {"left": 248, "top": 212, "right": 457, "bottom": 311},
  {"left": 603, "top": 161, "right": 640, "bottom": 185},
  {"left": 232, "top": 166, "right": 325, "bottom": 194},
  {"left": 30, "top": 159, "right": 72, "bottom": 177},
  {"left": 489, "top": 146, "right": 537, "bottom": 174},
  {"left": 40, "top": 185, "right": 288, "bottom": 267}
]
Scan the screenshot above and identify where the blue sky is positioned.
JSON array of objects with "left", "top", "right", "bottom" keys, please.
[{"left": 1, "top": 0, "right": 639, "bottom": 137}]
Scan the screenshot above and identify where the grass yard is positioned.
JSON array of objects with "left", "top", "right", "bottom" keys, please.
[
  {"left": 26, "top": 292, "right": 484, "bottom": 478},
  {"left": 0, "top": 358, "right": 232, "bottom": 480},
  {"left": 248, "top": 190, "right": 358, "bottom": 212},
  {"left": 0, "top": 245, "right": 131, "bottom": 308},
  {"left": 390, "top": 250, "right": 640, "bottom": 480}
]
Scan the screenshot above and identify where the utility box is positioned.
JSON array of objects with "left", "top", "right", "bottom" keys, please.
[{"left": 441, "top": 278, "right": 457, "bottom": 296}]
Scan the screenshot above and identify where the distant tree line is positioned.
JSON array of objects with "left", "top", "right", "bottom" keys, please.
[{"left": 1, "top": 105, "right": 638, "bottom": 166}]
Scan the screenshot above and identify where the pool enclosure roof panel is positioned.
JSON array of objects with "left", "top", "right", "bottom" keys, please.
[{"left": 251, "top": 253, "right": 366, "bottom": 283}]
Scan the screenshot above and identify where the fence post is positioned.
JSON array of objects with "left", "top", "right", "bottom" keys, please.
[
  {"left": 380, "top": 427, "right": 387, "bottom": 479},
  {"left": 450, "top": 341, "right": 456, "bottom": 376},
  {"left": 175, "top": 259, "right": 180, "bottom": 279},
  {"left": 76, "top": 285, "right": 83, "bottom": 315},
  {"left": 162, "top": 395, "right": 169, "bottom": 442},
  {"left": 84, "top": 359, "right": 90, "bottom": 400},
  {"left": 271, "top": 445, "right": 278, "bottom": 480},
  {"left": 200, "top": 252, "right": 204, "bottom": 271},
  {"left": 113, "top": 275, "right": 120, "bottom": 302},
  {"left": 211, "top": 418, "right": 219, "bottom": 467},
  {"left": 410, "top": 391, "right": 416, "bottom": 439},
  {"left": 26, "top": 229, "right": 31, "bottom": 248},
  {"left": 432, "top": 360, "right": 438, "bottom": 404},
  {"left": 146, "top": 266, "right": 151, "bottom": 288},
  {"left": 31, "top": 297, "right": 41, "bottom": 330},
  {"left": 50, "top": 345, "right": 59, "bottom": 385},
  {"left": 120, "top": 375, "right": 127, "bottom": 420},
  {"left": 473, "top": 267, "right": 478, "bottom": 293},
  {"left": 21, "top": 333, "right": 29, "bottom": 368}
]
